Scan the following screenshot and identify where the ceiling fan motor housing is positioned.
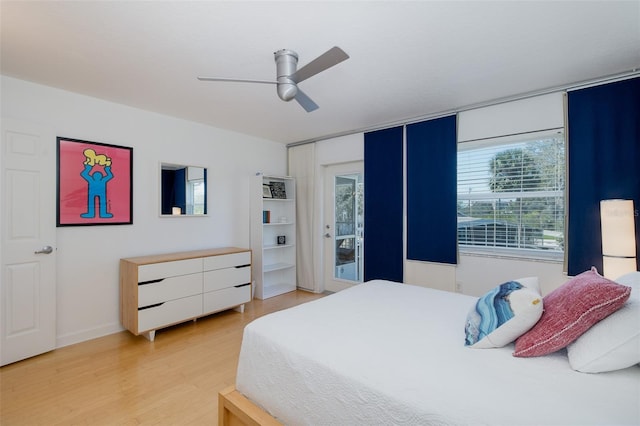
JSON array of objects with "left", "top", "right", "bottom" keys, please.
[{"left": 274, "top": 49, "right": 298, "bottom": 101}]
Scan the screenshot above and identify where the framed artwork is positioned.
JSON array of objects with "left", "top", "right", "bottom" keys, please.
[
  {"left": 262, "top": 184, "right": 273, "bottom": 198},
  {"left": 270, "top": 181, "right": 287, "bottom": 199},
  {"left": 57, "top": 137, "right": 133, "bottom": 226}
]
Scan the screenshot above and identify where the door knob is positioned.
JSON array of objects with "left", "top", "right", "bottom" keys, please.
[
  {"left": 324, "top": 233, "right": 331, "bottom": 238},
  {"left": 34, "top": 245, "right": 53, "bottom": 254}
]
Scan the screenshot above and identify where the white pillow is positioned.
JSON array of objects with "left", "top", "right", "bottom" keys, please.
[
  {"left": 465, "top": 277, "right": 543, "bottom": 349},
  {"left": 567, "top": 271, "right": 640, "bottom": 373},
  {"left": 514, "top": 276, "right": 540, "bottom": 293}
]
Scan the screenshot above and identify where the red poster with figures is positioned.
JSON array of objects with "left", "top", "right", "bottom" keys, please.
[{"left": 57, "top": 137, "right": 133, "bottom": 226}]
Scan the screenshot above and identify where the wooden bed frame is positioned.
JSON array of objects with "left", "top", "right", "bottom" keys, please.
[{"left": 218, "top": 385, "right": 281, "bottom": 426}]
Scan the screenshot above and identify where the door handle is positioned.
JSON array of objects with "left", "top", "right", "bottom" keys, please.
[
  {"left": 34, "top": 245, "right": 53, "bottom": 254},
  {"left": 324, "top": 233, "right": 331, "bottom": 238}
]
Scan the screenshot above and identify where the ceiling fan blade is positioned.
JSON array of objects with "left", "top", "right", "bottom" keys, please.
[
  {"left": 294, "top": 89, "right": 319, "bottom": 112},
  {"left": 197, "top": 76, "right": 276, "bottom": 85},
  {"left": 291, "top": 46, "right": 349, "bottom": 84}
]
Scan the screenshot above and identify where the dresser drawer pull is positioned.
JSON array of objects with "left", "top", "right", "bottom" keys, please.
[
  {"left": 235, "top": 264, "right": 251, "bottom": 269},
  {"left": 138, "top": 302, "right": 164, "bottom": 311},
  {"left": 234, "top": 283, "right": 251, "bottom": 288},
  {"left": 139, "top": 278, "right": 164, "bottom": 286}
]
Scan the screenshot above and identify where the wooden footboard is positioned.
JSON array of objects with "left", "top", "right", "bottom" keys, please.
[{"left": 218, "top": 385, "right": 282, "bottom": 426}]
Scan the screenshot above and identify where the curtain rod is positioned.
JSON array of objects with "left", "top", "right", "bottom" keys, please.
[{"left": 287, "top": 68, "right": 640, "bottom": 148}]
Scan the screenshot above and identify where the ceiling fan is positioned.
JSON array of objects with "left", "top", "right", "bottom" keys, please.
[{"left": 198, "top": 46, "right": 349, "bottom": 112}]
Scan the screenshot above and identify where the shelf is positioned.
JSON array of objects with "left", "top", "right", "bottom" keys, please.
[
  {"left": 263, "top": 244, "right": 295, "bottom": 250},
  {"left": 263, "top": 262, "right": 295, "bottom": 273},
  {"left": 263, "top": 198, "right": 295, "bottom": 202},
  {"left": 262, "top": 282, "right": 296, "bottom": 299}
]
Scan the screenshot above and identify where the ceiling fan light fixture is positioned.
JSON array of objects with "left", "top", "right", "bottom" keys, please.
[{"left": 277, "top": 81, "right": 298, "bottom": 102}]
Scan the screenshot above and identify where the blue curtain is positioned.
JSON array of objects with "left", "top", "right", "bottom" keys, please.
[
  {"left": 566, "top": 77, "right": 640, "bottom": 275},
  {"left": 161, "top": 168, "right": 186, "bottom": 214},
  {"left": 406, "top": 115, "right": 458, "bottom": 264},
  {"left": 364, "top": 126, "right": 404, "bottom": 282}
]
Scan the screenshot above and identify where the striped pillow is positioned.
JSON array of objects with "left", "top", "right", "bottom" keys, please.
[{"left": 465, "top": 279, "right": 543, "bottom": 349}]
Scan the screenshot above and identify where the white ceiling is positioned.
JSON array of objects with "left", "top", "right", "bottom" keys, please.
[{"left": 2, "top": 1, "right": 639, "bottom": 145}]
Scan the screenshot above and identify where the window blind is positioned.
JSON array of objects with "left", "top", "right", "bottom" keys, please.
[{"left": 457, "top": 134, "right": 565, "bottom": 252}]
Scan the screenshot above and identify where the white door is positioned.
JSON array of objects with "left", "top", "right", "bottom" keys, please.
[
  {"left": 1, "top": 118, "right": 57, "bottom": 366},
  {"left": 323, "top": 162, "right": 364, "bottom": 292}
]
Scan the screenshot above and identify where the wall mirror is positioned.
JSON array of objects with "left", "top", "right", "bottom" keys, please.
[{"left": 160, "top": 163, "right": 207, "bottom": 216}]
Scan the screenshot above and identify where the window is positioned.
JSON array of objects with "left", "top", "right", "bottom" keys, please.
[
  {"left": 187, "top": 179, "right": 205, "bottom": 215},
  {"left": 457, "top": 131, "right": 565, "bottom": 256},
  {"left": 185, "top": 165, "right": 206, "bottom": 215}
]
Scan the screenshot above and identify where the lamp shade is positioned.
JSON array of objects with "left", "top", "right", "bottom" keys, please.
[{"left": 600, "top": 199, "right": 637, "bottom": 279}]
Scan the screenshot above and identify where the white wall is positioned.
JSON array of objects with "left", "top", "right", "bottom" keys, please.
[
  {"left": 1, "top": 76, "right": 287, "bottom": 347},
  {"left": 313, "top": 94, "right": 570, "bottom": 297},
  {"left": 454, "top": 254, "right": 566, "bottom": 297},
  {"left": 457, "top": 92, "right": 565, "bottom": 142}
]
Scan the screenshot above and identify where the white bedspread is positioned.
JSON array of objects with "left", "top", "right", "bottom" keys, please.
[{"left": 236, "top": 280, "right": 640, "bottom": 425}]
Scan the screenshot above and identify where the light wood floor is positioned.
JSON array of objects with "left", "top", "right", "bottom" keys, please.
[{"left": 0, "top": 290, "right": 324, "bottom": 426}]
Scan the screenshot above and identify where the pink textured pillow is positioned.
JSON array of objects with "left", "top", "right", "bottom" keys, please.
[{"left": 514, "top": 268, "right": 631, "bottom": 357}]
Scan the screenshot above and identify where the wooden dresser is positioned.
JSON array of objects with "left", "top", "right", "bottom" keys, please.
[{"left": 120, "top": 247, "right": 251, "bottom": 341}]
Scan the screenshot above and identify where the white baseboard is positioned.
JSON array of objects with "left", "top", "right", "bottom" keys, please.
[{"left": 56, "top": 322, "right": 124, "bottom": 349}]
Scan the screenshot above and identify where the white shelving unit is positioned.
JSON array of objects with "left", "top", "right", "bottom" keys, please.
[{"left": 250, "top": 174, "right": 297, "bottom": 299}]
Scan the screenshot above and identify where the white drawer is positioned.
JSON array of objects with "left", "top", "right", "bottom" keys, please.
[
  {"left": 138, "top": 272, "right": 202, "bottom": 307},
  {"left": 203, "top": 251, "right": 250, "bottom": 271},
  {"left": 137, "top": 294, "right": 203, "bottom": 333},
  {"left": 203, "top": 265, "right": 251, "bottom": 293},
  {"left": 203, "top": 284, "right": 251, "bottom": 315},
  {"left": 138, "top": 258, "right": 202, "bottom": 282}
]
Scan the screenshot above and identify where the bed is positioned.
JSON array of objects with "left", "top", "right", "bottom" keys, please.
[{"left": 221, "top": 278, "right": 640, "bottom": 425}]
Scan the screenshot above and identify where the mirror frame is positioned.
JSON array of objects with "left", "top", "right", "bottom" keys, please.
[{"left": 159, "top": 162, "right": 208, "bottom": 217}]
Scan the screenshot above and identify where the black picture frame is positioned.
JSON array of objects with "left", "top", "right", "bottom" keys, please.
[
  {"left": 262, "top": 184, "right": 273, "bottom": 198},
  {"left": 270, "top": 181, "right": 287, "bottom": 199},
  {"left": 57, "top": 137, "right": 133, "bottom": 226}
]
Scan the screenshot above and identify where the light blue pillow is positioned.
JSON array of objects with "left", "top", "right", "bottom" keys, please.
[{"left": 465, "top": 278, "right": 543, "bottom": 349}]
